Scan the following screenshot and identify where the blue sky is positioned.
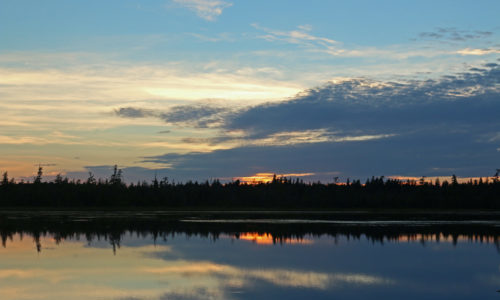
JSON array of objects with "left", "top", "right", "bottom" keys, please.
[{"left": 0, "top": 0, "right": 499, "bottom": 182}]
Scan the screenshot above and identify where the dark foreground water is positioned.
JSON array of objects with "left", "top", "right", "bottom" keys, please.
[{"left": 1, "top": 211, "right": 500, "bottom": 300}]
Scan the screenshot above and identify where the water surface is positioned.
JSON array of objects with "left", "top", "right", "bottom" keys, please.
[{"left": 0, "top": 211, "right": 499, "bottom": 299}]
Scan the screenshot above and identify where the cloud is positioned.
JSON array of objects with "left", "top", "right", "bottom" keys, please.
[
  {"left": 457, "top": 48, "right": 500, "bottom": 56},
  {"left": 158, "top": 288, "right": 221, "bottom": 300},
  {"left": 252, "top": 23, "right": 338, "bottom": 46},
  {"left": 4, "top": 48, "right": 499, "bottom": 181},
  {"left": 173, "top": 0, "right": 232, "bottom": 21},
  {"left": 225, "top": 130, "right": 395, "bottom": 147},
  {"left": 115, "top": 107, "right": 154, "bottom": 118},
  {"left": 0, "top": 55, "right": 302, "bottom": 103},
  {"left": 252, "top": 23, "right": 344, "bottom": 55},
  {"left": 419, "top": 27, "right": 493, "bottom": 42},
  {"left": 159, "top": 104, "right": 230, "bottom": 128},
  {"left": 253, "top": 24, "right": 454, "bottom": 59},
  {"left": 189, "top": 32, "right": 234, "bottom": 42},
  {"left": 225, "top": 64, "right": 499, "bottom": 136},
  {"left": 115, "top": 104, "right": 232, "bottom": 128},
  {"left": 35, "top": 163, "right": 57, "bottom": 167},
  {"left": 142, "top": 63, "right": 500, "bottom": 181}
]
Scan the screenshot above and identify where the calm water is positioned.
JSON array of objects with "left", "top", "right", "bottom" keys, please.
[{"left": 1, "top": 212, "right": 500, "bottom": 300}]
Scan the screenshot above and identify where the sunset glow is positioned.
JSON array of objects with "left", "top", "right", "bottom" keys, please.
[
  {"left": 1, "top": 1, "right": 500, "bottom": 299},
  {"left": 234, "top": 173, "right": 315, "bottom": 184},
  {"left": 388, "top": 176, "right": 499, "bottom": 185},
  {"left": 0, "top": 1, "right": 498, "bottom": 181},
  {"left": 236, "top": 233, "right": 314, "bottom": 245}
]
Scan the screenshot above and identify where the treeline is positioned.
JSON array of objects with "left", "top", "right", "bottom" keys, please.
[{"left": 0, "top": 166, "right": 499, "bottom": 209}]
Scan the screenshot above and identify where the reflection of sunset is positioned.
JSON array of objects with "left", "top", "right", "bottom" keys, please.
[
  {"left": 237, "top": 233, "right": 314, "bottom": 245},
  {"left": 395, "top": 234, "right": 499, "bottom": 244},
  {"left": 234, "top": 172, "right": 315, "bottom": 184},
  {"left": 0, "top": 233, "right": 393, "bottom": 300}
]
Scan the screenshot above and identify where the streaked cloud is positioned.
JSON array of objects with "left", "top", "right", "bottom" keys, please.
[
  {"left": 457, "top": 48, "right": 500, "bottom": 56},
  {"left": 115, "top": 107, "right": 155, "bottom": 118},
  {"left": 159, "top": 104, "right": 230, "bottom": 128},
  {"left": 0, "top": 63, "right": 302, "bottom": 103},
  {"left": 253, "top": 23, "right": 499, "bottom": 61},
  {"left": 252, "top": 23, "right": 344, "bottom": 56},
  {"left": 116, "top": 104, "right": 232, "bottom": 128},
  {"left": 173, "top": 0, "right": 232, "bottom": 21},
  {"left": 419, "top": 27, "right": 493, "bottom": 42},
  {"left": 237, "top": 130, "right": 395, "bottom": 147}
]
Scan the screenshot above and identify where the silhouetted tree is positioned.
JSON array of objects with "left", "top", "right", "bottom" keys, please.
[
  {"left": 109, "top": 165, "right": 123, "bottom": 185},
  {"left": 54, "top": 174, "right": 63, "bottom": 184},
  {"left": 434, "top": 178, "right": 441, "bottom": 187},
  {"left": 0, "top": 168, "right": 499, "bottom": 209},
  {"left": 1, "top": 172, "right": 8, "bottom": 186},
  {"left": 86, "top": 172, "right": 96, "bottom": 185},
  {"left": 34, "top": 166, "right": 43, "bottom": 184},
  {"left": 153, "top": 173, "right": 159, "bottom": 189}
]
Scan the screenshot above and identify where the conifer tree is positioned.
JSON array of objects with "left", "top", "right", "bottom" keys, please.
[
  {"left": 86, "top": 172, "right": 96, "bottom": 185},
  {"left": 34, "top": 166, "right": 43, "bottom": 184},
  {"left": 1, "top": 172, "right": 8, "bottom": 185}
]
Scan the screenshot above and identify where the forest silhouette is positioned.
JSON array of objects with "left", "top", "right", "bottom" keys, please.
[{"left": 0, "top": 166, "right": 499, "bottom": 209}]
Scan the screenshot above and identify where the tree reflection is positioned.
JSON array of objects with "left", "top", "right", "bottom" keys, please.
[{"left": 1, "top": 212, "right": 499, "bottom": 253}]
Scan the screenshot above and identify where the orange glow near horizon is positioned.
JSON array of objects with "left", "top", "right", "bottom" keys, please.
[
  {"left": 389, "top": 176, "right": 498, "bottom": 185},
  {"left": 236, "top": 233, "right": 314, "bottom": 245},
  {"left": 233, "top": 174, "right": 498, "bottom": 185},
  {"left": 234, "top": 172, "right": 315, "bottom": 184}
]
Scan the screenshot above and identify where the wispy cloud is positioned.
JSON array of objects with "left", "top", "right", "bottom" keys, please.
[
  {"left": 115, "top": 107, "right": 155, "bottom": 118},
  {"left": 418, "top": 27, "right": 493, "bottom": 42},
  {"left": 189, "top": 32, "right": 234, "bottom": 42},
  {"left": 173, "top": 0, "right": 232, "bottom": 21},
  {"left": 229, "top": 130, "right": 395, "bottom": 147},
  {"left": 116, "top": 104, "right": 232, "bottom": 128},
  {"left": 251, "top": 24, "right": 401, "bottom": 58},
  {"left": 0, "top": 63, "right": 300, "bottom": 103},
  {"left": 253, "top": 24, "right": 499, "bottom": 60},
  {"left": 457, "top": 48, "right": 500, "bottom": 56},
  {"left": 159, "top": 104, "right": 230, "bottom": 128},
  {"left": 252, "top": 23, "right": 345, "bottom": 55}
]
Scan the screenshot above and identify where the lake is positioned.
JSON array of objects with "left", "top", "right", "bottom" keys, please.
[{"left": 0, "top": 211, "right": 499, "bottom": 299}]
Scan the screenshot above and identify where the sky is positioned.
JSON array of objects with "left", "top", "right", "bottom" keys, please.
[{"left": 0, "top": 0, "right": 499, "bottom": 183}]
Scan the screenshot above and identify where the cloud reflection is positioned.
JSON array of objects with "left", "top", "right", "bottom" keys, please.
[
  {"left": 0, "top": 234, "right": 395, "bottom": 300},
  {"left": 143, "top": 261, "right": 394, "bottom": 290}
]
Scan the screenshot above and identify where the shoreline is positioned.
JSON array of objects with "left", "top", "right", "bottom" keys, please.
[{"left": 2, "top": 208, "right": 500, "bottom": 220}]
